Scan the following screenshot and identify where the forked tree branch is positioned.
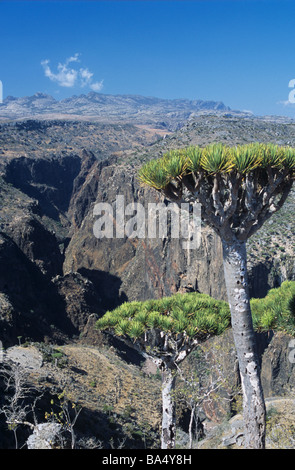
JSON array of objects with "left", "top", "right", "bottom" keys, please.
[{"left": 247, "top": 180, "right": 293, "bottom": 238}]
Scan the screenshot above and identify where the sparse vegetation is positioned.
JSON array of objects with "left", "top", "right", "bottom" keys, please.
[{"left": 36, "top": 343, "right": 68, "bottom": 368}]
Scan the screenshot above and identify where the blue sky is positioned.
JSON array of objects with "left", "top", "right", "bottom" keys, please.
[{"left": 1, "top": 0, "right": 295, "bottom": 118}]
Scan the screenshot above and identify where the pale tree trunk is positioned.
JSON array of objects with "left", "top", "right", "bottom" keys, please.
[
  {"left": 222, "top": 239, "right": 266, "bottom": 449},
  {"left": 161, "top": 365, "right": 176, "bottom": 449},
  {"left": 188, "top": 403, "right": 196, "bottom": 449}
]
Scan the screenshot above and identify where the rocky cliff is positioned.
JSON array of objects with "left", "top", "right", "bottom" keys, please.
[{"left": 1, "top": 114, "right": 295, "bottom": 345}]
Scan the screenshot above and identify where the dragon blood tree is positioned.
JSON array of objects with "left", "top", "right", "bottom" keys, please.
[
  {"left": 96, "top": 293, "right": 231, "bottom": 449},
  {"left": 138, "top": 143, "right": 295, "bottom": 449}
]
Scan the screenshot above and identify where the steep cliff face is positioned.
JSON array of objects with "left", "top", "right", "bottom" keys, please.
[
  {"left": 64, "top": 158, "right": 227, "bottom": 306},
  {"left": 64, "top": 154, "right": 295, "bottom": 307},
  {"left": 0, "top": 152, "right": 101, "bottom": 344},
  {"left": 0, "top": 231, "right": 65, "bottom": 343},
  {"left": 0, "top": 144, "right": 228, "bottom": 345},
  {"left": 4, "top": 153, "right": 82, "bottom": 220},
  {"left": 1, "top": 147, "right": 294, "bottom": 346}
]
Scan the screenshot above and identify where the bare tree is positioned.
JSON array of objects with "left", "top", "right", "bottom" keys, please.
[
  {"left": 46, "top": 391, "right": 82, "bottom": 449},
  {"left": 175, "top": 345, "right": 232, "bottom": 448},
  {"left": 0, "top": 363, "right": 36, "bottom": 448},
  {"left": 0, "top": 361, "right": 82, "bottom": 449}
]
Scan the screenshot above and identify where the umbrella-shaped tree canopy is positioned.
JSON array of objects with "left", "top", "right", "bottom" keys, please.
[{"left": 96, "top": 292, "right": 231, "bottom": 449}]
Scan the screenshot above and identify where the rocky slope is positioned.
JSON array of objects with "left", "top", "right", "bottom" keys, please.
[
  {"left": 0, "top": 341, "right": 162, "bottom": 449},
  {"left": 0, "top": 118, "right": 164, "bottom": 162},
  {"left": 1, "top": 329, "right": 295, "bottom": 449}
]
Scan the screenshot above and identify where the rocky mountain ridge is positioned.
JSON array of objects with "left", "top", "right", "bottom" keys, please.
[{"left": 0, "top": 91, "right": 236, "bottom": 130}]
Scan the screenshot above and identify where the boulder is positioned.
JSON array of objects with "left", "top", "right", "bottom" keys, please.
[{"left": 26, "top": 423, "right": 64, "bottom": 449}]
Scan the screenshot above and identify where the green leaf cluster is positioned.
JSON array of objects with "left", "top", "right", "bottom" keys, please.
[
  {"left": 251, "top": 280, "right": 295, "bottom": 334},
  {"left": 232, "top": 143, "right": 263, "bottom": 174},
  {"left": 201, "top": 143, "right": 234, "bottom": 174},
  {"left": 185, "top": 145, "right": 203, "bottom": 172},
  {"left": 138, "top": 143, "right": 295, "bottom": 190},
  {"left": 96, "top": 281, "right": 295, "bottom": 344},
  {"left": 161, "top": 149, "right": 188, "bottom": 178},
  {"left": 96, "top": 292, "right": 231, "bottom": 340},
  {"left": 137, "top": 158, "right": 170, "bottom": 190}
]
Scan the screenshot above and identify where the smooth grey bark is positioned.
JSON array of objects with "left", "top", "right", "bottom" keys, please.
[
  {"left": 161, "top": 365, "right": 176, "bottom": 449},
  {"left": 222, "top": 239, "right": 266, "bottom": 449}
]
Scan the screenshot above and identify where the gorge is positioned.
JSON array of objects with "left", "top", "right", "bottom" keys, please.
[{"left": 0, "top": 94, "right": 295, "bottom": 448}]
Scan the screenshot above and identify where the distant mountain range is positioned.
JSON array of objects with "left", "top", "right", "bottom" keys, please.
[
  {"left": 0, "top": 91, "right": 236, "bottom": 130},
  {"left": 1, "top": 91, "right": 293, "bottom": 130}
]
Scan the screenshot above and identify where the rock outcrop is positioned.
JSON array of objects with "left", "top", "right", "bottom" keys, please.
[
  {"left": 26, "top": 423, "right": 64, "bottom": 449},
  {"left": 184, "top": 329, "right": 295, "bottom": 428}
]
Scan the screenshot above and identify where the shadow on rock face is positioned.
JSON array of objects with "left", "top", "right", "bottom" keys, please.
[{"left": 77, "top": 267, "right": 128, "bottom": 313}]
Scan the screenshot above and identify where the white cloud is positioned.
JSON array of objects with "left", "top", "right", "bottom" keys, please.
[
  {"left": 66, "top": 53, "right": 80, "bottom": 64},
  {"left": 41, "top": 57, "right": 78, "bottom": 88},
  {"left": 41, "top": 54, "right": 103, "bottom": 92},
  {"left": 277, "top": 100, "right": 295, "bottom": 107},
  {"left": 90, "top": 80, "right": 104, "bottom": 92},
  {"left": 79, "top": 67, "right": 94, "bottom": 87}
]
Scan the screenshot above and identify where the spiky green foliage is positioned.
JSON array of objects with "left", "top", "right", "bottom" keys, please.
[
  {"left": 138, "top": 143, "right": 295, "bottom": 190},
  {"left": 251, "top": 281, "right": 295, "bottom": 334},
  {"left": 231, "top": 143, "right": 263, "bottom": 174},
  {"left": 161, "top": 149, "right": 188, "bottom": 179},
  {"left": 185, "top": 145, "right": 203, "bottom": 172},
  {"left": 200, "top": 143, "right": 234, "bottom": 174},
  {"left": 257, "top": 143, "right": 286, "bottom": 169},
  {"left": 284, "top": 147, "right": 295, "bottom": 171},
  {"left": 96, "top": 282, "right": 295, "bottom": 342},
  {"left": 138, "top": 158, "right": 171, "bottom": 190},
  {"left": 96, "top": 292, "right": 231, "bottom": 341}
]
